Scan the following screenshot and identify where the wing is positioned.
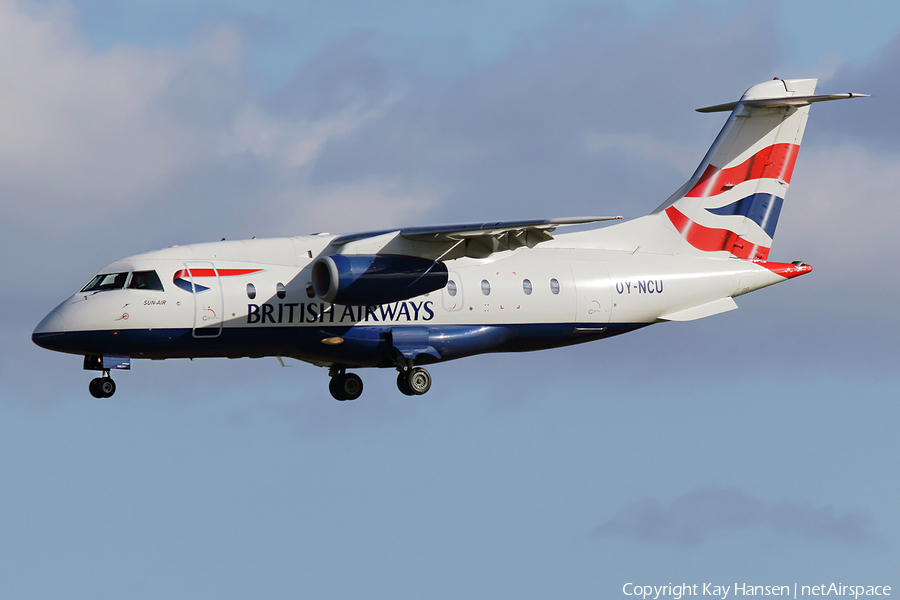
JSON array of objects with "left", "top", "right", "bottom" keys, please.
[{"left": 328, "top": 216, "right": 622, "bottom": 260}]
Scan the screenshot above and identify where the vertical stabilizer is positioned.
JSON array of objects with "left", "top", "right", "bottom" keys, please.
[
  {"left": 657, "top": 78, "right": 815, "bottom": 260},
  {"left": 598, "top": 79, "right": 866, "bottom": 258}
]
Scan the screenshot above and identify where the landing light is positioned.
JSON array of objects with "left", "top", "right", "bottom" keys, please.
[{"left": 322, "top": 337, "right": 344, "bottom": 345}]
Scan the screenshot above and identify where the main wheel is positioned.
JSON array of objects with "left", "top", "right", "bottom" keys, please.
[
  {"left": 340, "top": 373, "right": 363, "bottom": 400},
  {"left": 329, "top": 376, "right": 347, "bottom": 401},
  {"left": 330, "top": 373, "right": 363, "bottom": 401},
  {"left": 89, "top": 378, "right": 104, "bottom": 398},
  {"left": 407, "top": 368, "right": 431, "bottom": 395},
  {"left": 99, "top": 378, "right": 116, "bottom": 398},
  {"left": 396, "top": 372, "right": 414, "bottom": 396}
]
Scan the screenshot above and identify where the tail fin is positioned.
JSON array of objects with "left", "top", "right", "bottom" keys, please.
[
  {"left": 659, "top": 78, "right": 817, "bottom": 260},
  {"left": 601, "top": 78, "right": 867, "bottom": 258}
]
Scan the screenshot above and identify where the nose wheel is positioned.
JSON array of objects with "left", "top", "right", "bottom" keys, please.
[{"left": 89, "top": 374, "right": 116, "bottom": 398}]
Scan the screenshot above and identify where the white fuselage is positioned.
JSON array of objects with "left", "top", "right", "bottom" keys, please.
[{"left": 33, "top": 227, "right": 792, "bottom": 370}]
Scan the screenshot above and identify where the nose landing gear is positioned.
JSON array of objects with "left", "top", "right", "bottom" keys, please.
[{"left": 88, "top": 372, "right": 116, "bottom": 398}]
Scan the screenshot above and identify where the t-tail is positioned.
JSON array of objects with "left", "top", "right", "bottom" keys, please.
[{"left": 600, "top": 78, "right": 867, "bottom": 258}]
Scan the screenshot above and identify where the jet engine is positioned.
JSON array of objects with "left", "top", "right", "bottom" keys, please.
[{"left": 311, "top": 254, "right": 449, "bottom": 305}]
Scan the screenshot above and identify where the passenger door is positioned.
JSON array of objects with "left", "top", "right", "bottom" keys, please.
[{"left": 185, "top": 261, "right": 224, "bottom": 338}]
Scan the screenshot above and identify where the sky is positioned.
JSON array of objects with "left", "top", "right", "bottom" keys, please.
[{"left": 2, "top": 0, "right": 899, "bottom": 597}]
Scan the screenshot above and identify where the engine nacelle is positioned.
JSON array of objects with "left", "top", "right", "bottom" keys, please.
[{"left": 311, "top": 254, "right": 449, "bottom": 305}]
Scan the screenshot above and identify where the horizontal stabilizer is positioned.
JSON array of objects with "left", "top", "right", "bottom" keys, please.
[
  {"left": 659, "top": 297, "right": 738, "bottom": 322},
  {"left": 697, "top": 92, "right": 869, "bottom": 113}
]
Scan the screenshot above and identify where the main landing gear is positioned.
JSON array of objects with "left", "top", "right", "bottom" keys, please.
[
  {"left": 328, "top": 367, "right": 363, "bottom": 401},
  {"left": 396, "top": 367, "right": 432, "bottom": 396},
  {"left": 327, "top": 365, "right": 433, "bottom": 400},
  {"left": 88, "top": 372, "right": 116, "bottom": 398}
]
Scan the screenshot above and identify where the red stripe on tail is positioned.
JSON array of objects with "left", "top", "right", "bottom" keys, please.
[
  {"left": 665, "top": 206, "right": 770, "bottom": 260},
  {"left": 686, "top": 143, "right": 799, "bottom": 198}
]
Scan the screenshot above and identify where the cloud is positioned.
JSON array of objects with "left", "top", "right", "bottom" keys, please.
[
  {"left": 0, "top": 0, "right": 242, "bottom": 231},
  {"left": 592, "top": 486, "right": 872, "bottom": 546},
  {"left": 821, "top": 32, "right": 900, "bottom": 151},
  {"left": 286, "top": 177, "right": 445, "bottom": 233},
  {"left": 293, "top": 1, "right": 785, "bottom": 232},
  {"left": 783, "top": 144, "right": 900, "bottom": 263},
  {"left": 768, "top": 500, "right": 871, "bottom": 544},
  {"left": 218, "top": 94, "right": 400, "bottom": 169},
  {"left": 584, "top": 132, "right": 701, "bottom": 174},
  {"left": 0, "top": 0, "right": 406, "bottom": 238}
]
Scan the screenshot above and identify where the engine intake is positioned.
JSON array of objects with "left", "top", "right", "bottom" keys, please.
[{"left": 311, "top": 255, "right": 449, "bottom": 305}]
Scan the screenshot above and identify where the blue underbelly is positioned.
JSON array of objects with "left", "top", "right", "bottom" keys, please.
[{"left": 33, "top": 322, "right": 649, "bottom": 367}]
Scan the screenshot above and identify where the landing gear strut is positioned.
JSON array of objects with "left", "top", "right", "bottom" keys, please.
[
  {"left": 89, "top": 372, "right": 116, "bottom": 398},
  {"left": 328, "top": 366, "right": 363, "bottom": 401},
  {"left": 397, "top": 367, "right": 431, "bottom": 396}
]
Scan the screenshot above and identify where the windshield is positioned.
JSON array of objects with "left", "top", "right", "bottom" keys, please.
[
  {"left": 81, "top": 272, "right": 128, "bottom": 293},
  {"left": 80, "top": 270, "right": 165, "bottom": 293}
]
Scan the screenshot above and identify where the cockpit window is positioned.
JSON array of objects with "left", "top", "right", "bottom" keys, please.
[
  {"left": 81, "top": 272, "right": 128, "bottom": 293},
  {"left": 128, "top": 270, "right": 164, "bottom": 291},
  {"left": 80, "top": 270, "right": 165, "bottom": 293}
]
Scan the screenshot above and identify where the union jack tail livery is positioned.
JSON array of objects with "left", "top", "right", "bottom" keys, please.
[
  {"left": 662, "top": 77, "right": 814, "bottom": 260},
  {"left": 602, "top": 78, "right": 866, "bottom": 258}
]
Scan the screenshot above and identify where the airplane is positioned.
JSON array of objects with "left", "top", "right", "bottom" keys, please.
[{"left": 33, "top": 78, "right": 866, "bottom": 400}]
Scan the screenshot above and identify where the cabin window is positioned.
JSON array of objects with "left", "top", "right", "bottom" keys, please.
[
  {"left": 81, "top": 272, "right": 128, "bottom": 293},
  {"left": 276, "top": 282, "right": 286, "bottom": 299},
  {"left": 522, "top": 279, "right": 532, "bottom": 295},
  {"left": 447, "top": 280, "right": 458, "bottom": 297},
  {"left": 481, "top": 280, "right": 491, "bottom": 295},
  {"left": 246, "top": 283, "right": 256, "bottom": 300},
  {"left": 550, "top": 278, "right": 560, "bottom": 295},
  {"left": 128, "top": 270, "right": 164, "bottom": 291}
]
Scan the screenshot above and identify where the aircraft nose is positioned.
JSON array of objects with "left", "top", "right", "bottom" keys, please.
[{"left": 32, "top": 309, "right": 67, "bottom": 349}]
